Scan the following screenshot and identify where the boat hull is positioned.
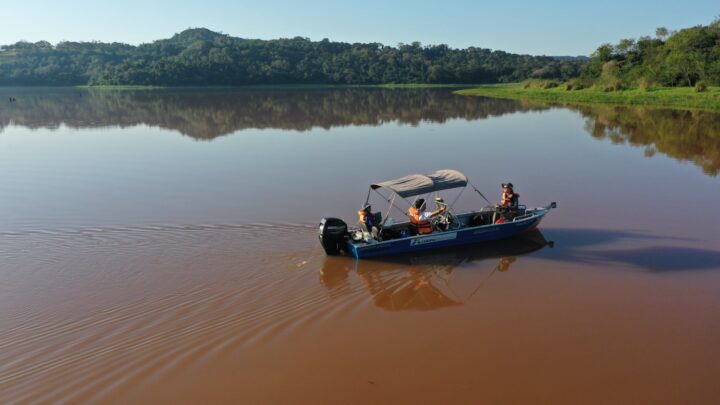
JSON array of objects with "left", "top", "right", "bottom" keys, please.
[{"left": 348, "top": 211, "right": 546, "bottom": 259}]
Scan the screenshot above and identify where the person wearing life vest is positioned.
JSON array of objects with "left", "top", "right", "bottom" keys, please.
[
  {"left": 407, "top": 198, "right": 447, "bottom": 235},
  {"left": 495, "top": 182, "right": 519, "bottom": 223},
  {"left": 500, "top": 182, "right": 519, "bottom": 211},
  {"left": 357, "top": 204, "right": 376, "bottom": 230}
]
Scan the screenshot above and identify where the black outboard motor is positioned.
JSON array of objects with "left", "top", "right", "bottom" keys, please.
[{"left": 319, "top": 218, "right": 348, "bottom": 255}]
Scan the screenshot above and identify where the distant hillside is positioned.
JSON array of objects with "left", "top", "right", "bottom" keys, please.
[
  {"left": 0, "top": 28, "right": 583, "bottom": 86},
  {"left": 551, "top": 56, "right": 590, "bottom": 62},
  {"left": 577, "top": 19, "right": 720, "bottom": 88}
]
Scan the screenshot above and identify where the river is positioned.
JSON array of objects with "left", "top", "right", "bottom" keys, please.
[{"left": 1, "top": 87, "right": 719, "bottom": 404}]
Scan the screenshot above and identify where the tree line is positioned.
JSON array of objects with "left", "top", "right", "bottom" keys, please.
[
  {"left": 0, "top": 28, "right": 582, "bottom": 86},
  {"left": 577, "top": 18, "right": 720, "bottom": 89}
]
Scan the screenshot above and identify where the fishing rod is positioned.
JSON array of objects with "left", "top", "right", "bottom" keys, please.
[{"left": 469, "top": 182, "right": 491, "bottom": 205}]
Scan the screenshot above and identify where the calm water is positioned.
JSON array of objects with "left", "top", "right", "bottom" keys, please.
[{"left": 1, "top": 87, "right": 719, "bottom": 404}]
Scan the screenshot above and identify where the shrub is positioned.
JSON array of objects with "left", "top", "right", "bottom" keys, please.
[
  {"left": 695, "top": 81, "right": 708, "bottom": 92},
  {"left": 637, "top": 77, "right": 655, "bottom": 91},
  {"left": 602, "top": 80, "right": 626, "bottom": 92},
  {"left": 520, "top": 79, "right": 558, "bottom": 89},
  {"left": 601, "top": 60, "right": 619, "bottom": 78},
  {"left": 565, "top": 78, "right": 588, "bottom": 91}
]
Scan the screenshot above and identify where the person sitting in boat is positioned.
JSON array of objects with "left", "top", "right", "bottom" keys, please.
[
  {"left": 408, "top": 198, "right": 447, "bottom": 235},
  {"left": 495, "top": 182, "right": 520, "bottom": 223},
  {"left": 357, "top": 204, "right": 377, "bottom": 231},
  {"left": 501, "top": 182, "right": 519, "bottom": 211}
]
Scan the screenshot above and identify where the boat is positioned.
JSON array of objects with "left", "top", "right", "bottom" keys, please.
[{"left": 318, "top": 169, "right": 556, "bottom": 258}]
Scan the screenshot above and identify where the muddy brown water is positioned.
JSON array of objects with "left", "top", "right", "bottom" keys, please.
[{"left": 1, "top": 88, "right": 719, "bottom": 404}]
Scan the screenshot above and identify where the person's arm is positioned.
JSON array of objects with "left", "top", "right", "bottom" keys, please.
[{"left": 427, "top": 204, "right": 447, "bottom": 218}]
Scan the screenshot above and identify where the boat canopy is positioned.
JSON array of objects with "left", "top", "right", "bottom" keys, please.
[{"left": 370, "top": 169, "right": 468, "bottom": 198}]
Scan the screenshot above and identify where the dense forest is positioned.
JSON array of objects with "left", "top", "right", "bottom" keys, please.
[
  {"left": 3, "top": 21, "right": 718, "bottom": 88},
  {"left": 578, "top": 19, "right": 720, "bottom": 89},
  {"left": 0, "top": 28, "right": 583, "bottom": 86}
]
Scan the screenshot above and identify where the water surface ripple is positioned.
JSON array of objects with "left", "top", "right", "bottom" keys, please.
[{"left": 1, "top": 88, "right": 719, "bottom": 404}]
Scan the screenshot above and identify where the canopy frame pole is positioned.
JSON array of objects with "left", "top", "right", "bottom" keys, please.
[
  {"left": 364, "top": 187, "right": 372, "bottom": 206},
  {"left": 449, "top": 186, "right": 466, "bottom": 210},
  {"left": 379, "top": 193, "right": 397, "bottom": 231},
  {"left": 443, "top": 189, "right": 463, "bottom": 227},
  {"left": 373, "top": 188, "right": 410, "bottom": 218}
]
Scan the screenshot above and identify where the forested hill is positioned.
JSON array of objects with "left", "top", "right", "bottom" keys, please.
[
  {"left": 0, "top": 28, "right": 583, "bottom": 86},
  {"left": 578, "top": 19, "right": 720, "bottom": 88}
]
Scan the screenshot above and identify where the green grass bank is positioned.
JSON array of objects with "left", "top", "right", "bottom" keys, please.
[
  {"left": 77, "top": 85, "right": 165, "bottom": 90},
  {"left": 76, "top": 83, "right": 471, "bottom": 90},
  {"left": 455, "top": 83, "right": 720, "bottom": 111}
]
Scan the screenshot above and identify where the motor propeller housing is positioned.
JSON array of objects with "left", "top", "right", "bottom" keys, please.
[{"left": 318, "top": 217, "right": 348, "bottom": 255}]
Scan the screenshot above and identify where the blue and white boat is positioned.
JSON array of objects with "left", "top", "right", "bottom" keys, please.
[{"left": 318, "top": 169, "right": 556, "bottom": 259}]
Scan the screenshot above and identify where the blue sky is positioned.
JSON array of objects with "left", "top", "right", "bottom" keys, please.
[{"left": 4, "top": 0, "right": 717, "bottom": 55}]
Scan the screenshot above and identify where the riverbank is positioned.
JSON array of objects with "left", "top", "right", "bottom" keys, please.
[
  {"left": 77, "top": 85, "right": 165, "bottom": 90},
  {"left": 75, "top": 83, "right": 471, "bottom": 90},
  {"left": 455, "top": 84, "right": 720, "bottom": 111}
]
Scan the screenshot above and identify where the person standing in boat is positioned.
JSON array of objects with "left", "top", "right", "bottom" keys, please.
[{"left": 408, "top": 198, "right": 447, "bottom": 235}]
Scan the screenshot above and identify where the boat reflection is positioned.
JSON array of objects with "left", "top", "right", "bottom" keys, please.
[{"left": 319, "top": 230, "right": 552, "bottom": 311}]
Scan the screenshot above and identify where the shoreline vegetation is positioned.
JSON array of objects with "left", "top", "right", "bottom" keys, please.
[
  {"left": 73, "top": 82, "right": 720, "bottom": 112},
  {"left": 457, "top": 18, "right": 720, "bottom": 111},
  {"left": 5, "top": 82, "right": 716, "bottom": 112},
  {"left": 455, "top": 83, "right": 720, "bottom": 111},
  {"left": 72, "top": 83, "right": 472, "bottom": 90},
  {"left": 77, "top": 85, "right": 165, "bottom": 90}
]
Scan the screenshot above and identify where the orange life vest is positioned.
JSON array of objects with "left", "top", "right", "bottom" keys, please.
[
  {"left": 501, "top": 191, "right": 519, "bottom": 208},
  {"left": 358, "top": 210, "right": 368, "bottom": 224},
  {"left": 501, "top": 191, "right": 512, "bottom": 207},
  {"left": 408, "top": 207, "right": 433, "bottom": 234}
]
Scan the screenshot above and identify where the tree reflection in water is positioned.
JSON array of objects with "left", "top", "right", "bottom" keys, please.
[
  {"left": 574, "top": 105, "right": 720, "bottom": 176},
  {"left": 0, "top": 87, "right": 539, "bottom": 139},
  {"left": 2, "top": 87, "right": 718, "bottom": 175}
]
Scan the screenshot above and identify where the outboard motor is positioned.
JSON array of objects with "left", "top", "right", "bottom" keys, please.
[{"left": 318, "top": 218, "right": 348, "bottom": 255}]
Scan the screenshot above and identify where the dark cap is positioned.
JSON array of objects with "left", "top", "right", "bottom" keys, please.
[{"left": 502, "top": 182, "right": 514, "bottom": 189}]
